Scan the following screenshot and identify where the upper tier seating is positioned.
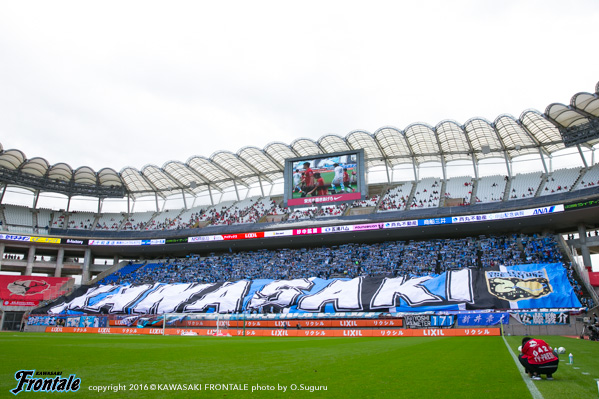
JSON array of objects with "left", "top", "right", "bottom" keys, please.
[
  {"left": 475, "top": 175, "right": 506, "bottom": 203},
  {"left": 444, "top": 176, "right": 473, "bottom": 205},
  {"left": 574, "top": 164, "right": 599, "bottom": 190},
  {"left": 540, "top": 168, "right": 581, "bottom": 196},
  {"left": 410, "top": 178, "right": 441, "bottom": 209},
  {"left": 508, "top": 171, "right": 542, "bottom": 200},
  {"left": 379, "top": 182, "right": 413, "bottom": 212}
]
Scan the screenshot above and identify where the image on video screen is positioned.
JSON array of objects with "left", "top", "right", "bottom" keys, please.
[{"left": 290, "top": 154, "right": 358, "bottom": 199}]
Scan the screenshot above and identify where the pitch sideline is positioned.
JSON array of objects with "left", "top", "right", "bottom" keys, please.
[{"left": 502, "top": 334, "right": 544, "bottom": 399}]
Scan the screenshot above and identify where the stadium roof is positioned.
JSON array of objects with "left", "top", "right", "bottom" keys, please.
[{"left": 1, "top": 82, "right": 598, "bottom": 201}]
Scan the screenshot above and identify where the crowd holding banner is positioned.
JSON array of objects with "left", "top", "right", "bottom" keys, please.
[{"left": 36, "top": 263, "right": 581, "bottom": 316}]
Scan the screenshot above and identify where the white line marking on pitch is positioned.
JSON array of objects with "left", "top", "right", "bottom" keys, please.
[{"left": 502, "top": 335, "right": 544, "bottom": 399}]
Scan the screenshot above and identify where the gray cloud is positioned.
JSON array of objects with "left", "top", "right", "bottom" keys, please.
[{"left": 0, "top": 0, "right": 597, "bottom": 172}]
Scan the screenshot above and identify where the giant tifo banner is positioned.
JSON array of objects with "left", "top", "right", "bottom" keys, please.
[
  {"left": 0, "top": 276, "right": 72, "bottom": 306},
  {"left": 36, "top": 263, "right": 581, "bottom": 315}
]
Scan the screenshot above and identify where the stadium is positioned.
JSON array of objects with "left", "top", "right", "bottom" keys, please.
[{"left": 0, "top": 76, "right": 598, "bottom": 398}]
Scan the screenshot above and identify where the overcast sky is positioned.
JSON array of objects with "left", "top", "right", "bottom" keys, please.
[{"left": 0, "top": 0, "right": 597, "bottom": 172}]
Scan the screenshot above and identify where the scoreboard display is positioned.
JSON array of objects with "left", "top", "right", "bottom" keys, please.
[{"left": 284, "top": 149, "right": 366, "bottom": 207}]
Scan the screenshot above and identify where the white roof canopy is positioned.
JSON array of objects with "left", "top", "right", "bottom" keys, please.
[{"left": 0, "top": 82, "right": 597, "bottom": 200}]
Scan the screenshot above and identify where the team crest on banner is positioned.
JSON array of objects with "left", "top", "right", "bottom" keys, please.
[
  {"left": 7, "top": 280, "right": 50, "bottom": 296},
  {"left": 485, "top": 269, "right": 552, "bottom": 302}
]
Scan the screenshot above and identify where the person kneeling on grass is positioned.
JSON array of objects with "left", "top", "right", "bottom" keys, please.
[{"left": 518, "top": 336, "right": 559, "bottom": 380}]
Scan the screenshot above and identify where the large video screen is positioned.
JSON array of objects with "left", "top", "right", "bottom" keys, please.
[{"left": 284, "top": 149, "right": 366, "bottom": 207}]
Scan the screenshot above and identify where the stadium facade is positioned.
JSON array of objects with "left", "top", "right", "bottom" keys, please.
[{"left": 1, "top": 81, "right": 598, "bottom": 333}]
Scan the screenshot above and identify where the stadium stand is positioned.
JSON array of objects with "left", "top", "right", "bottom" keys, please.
[
  {"left": 443, "top": 176, "right": 473, "bottom": 206},
  {"left": 89, "top": 232, "right": 595, "bottom": 312},
  {"left": 229, "top": 197, "right": 280, "bottom": 224},
  {"left": 2, "top": 166, "right": 598, "bottom": 232},
  {"left": 95, "top": 212, "right": 124, "bottom": 231},
  {"left": 3, "top": 204, "right": 34, "bottom": 233},
  {"left": 379, "top": 182, "right": 413, "bottom": 212},
  {"left": 122, "top": 211, "right": 155, "bottom": 230},
  {"left": 51, "top": 212, "right": 66, "bottom": 229},
  {"left": 2, "top": 82, "right": 597, "bottom": 343},
  {"left": 317, "top": 204, "right": 347, "bottom": 217},
  {"left": 3, "top": 164, "right": 599, "bottom": 233},
  {"left": 98, "top": 261, "right": 146, "bottom": 285},
  {"left": 475, "top": 175, "right": 507, "bottom": 203},
  {"left": 350, "top": 195, "right": 379, "bottom": 208},
  {"left": 574, "top": 164, "right": 599, "bottom": 190},
  {"left": 196, "top": 201, "right": 236, "bottom": 225},
  {"left": 100, "top": 233, "right": 564, "bottom": 284},
  {"left": 210, "top": 198, "right": 256, "bottom": 226},
  {"left": 66, "top": 211, "right": 96, "bottom": 230},
  {"left": 287, "top": 204, "right": 348, "bottom": 220},
  {"left": 540, "top": 167, "right": 581, "bottom": 196},
  {"left": 176, "top": 206, "right": 204, "bottom": 228},
  {"left": 410, "top": 178, "right": 441, "bottom": 208},
  {"left": 248, "top": 197, "right": 280, "bottom": 219},
  {"left": 35, "top": 208, "right": 54, "bottom": 233},
  {"left": 507, "top": 171, "right": 543, "bottom": 200},
  {"left": 267, "top": 202, "right": 287, "bottom": 216}
]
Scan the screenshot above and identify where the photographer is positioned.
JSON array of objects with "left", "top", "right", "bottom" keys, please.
[
  {"left": 588, "top": 323, "right": 599, "bottom": 341},
  {"left": 518, "top": 336, "right": 559, "bottom": 380}
]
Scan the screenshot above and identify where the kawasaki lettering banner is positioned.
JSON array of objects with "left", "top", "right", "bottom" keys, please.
[{"left": 37, "top": 263, "right": 582, "bottom": 315}]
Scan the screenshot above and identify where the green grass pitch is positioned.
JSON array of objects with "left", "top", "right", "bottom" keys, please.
[
  {"left": 1, "top": 333, "right": 598, "bottom": 398},
  {"left": 291, "top": 170, "right": 357, "bottom": 199}
]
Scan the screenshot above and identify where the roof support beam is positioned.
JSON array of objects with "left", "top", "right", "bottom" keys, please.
[
  {"left": 33, "top": 190, "right": 40, "bottom": 209},
  {"left": 233, "top": 180, "right": 240, "bottom": 201},
  {"left": 471, "top": 153, "right": 479, "bottom": 179},
  {"left": 182, "top": 189, "right": 188, "bottom": 210},
  {"left": 384, "top": 161, "right": 391, "bottom": 183},
  {"left": 490, "top": 122, "right": 512, "bottom": 179},
  {"left": 258, "top": 175, "right": 265, "bottom": 197},
  {"left": 412, "top": 156, "right": 419, "bottom": 181},
  {"left": 503, "top": 154, "right": 512, "bottom": 179},
  {"left": 371, "top": 132, "right": 394, "bottom": 184},
  {"left": 517, "top": 119, "right": 551, "bottom": 175},
  {"left": 208, "top": 185, "right": 214, "bottom": 206},
  {"left": 0, "top": 184, "right": 6, "bottom": 204},
  {"left": 538, "top": 147, "right": 549, "bottom": 174},
  {"left": 577, "top": 144, "right": 589, "bottom": 168},
  {"left": 440, "top": 157, "right": 447, "bottom": 181},
  {"left": 432, "top": 129, "right": 447, "bottom": 181}
]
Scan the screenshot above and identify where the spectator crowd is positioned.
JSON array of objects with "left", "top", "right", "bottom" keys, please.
[{"left": 102, "top": 233, "right": 565, "bottom": 286}]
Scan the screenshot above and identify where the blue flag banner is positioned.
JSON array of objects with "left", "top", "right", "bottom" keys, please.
[
  {"left": 486, "top": 263, "right": 580, "bottom": 310},
  {"left": 511, "top": 311, "right": 570, "bottom": 325},
  {"left": 37, "top": 263, "right": 582, "bottom": 315},
  {"left": 457, "top": 312, "right": 509, "bottom": 326}
]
